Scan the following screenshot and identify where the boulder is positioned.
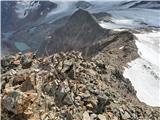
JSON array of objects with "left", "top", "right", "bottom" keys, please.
[
  {"left": 83, "top": 111, "right": 91, "bottom": 120},
  {"left": 2, "top": 91, "right": 30, "bottom": 114},
  {"left": 97, "top": 94, "right": 110, "bottom": 114},
  {"left": 98, "top": 114, "right": 107, "bottom": 120},
  {"left": 20, "top": 79, "right": 34, "bottom": 92},
  {"left": 20, "top": 55, "right": 33, "bottom": 69},
  {"left": 75, "top": 1, "right": 92, "bottom": 9}
]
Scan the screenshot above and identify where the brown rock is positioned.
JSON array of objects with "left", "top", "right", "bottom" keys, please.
[
  {"left": 2, "top": 91, "right": 30, "bottom": 114},
  {"left": 13, "top": 75, "right": 25, "bottom": 86},
  {"left": 83, "top": 111, "right": 91, "bottom": 120},
  {"left": 20, "top": 79, "right": 34, "bottom": 92},
  {"left": 86, "top": 103, "right": 94, "bottom": 110},
  {"left": 98, "top": 114, "right": 106, "bottom": 120},
  {"left": 121, "top": 111, "right": 131, "bottom": 119},
  {"left": 13, "top": 60, "right": 21, "bottom": 65}
]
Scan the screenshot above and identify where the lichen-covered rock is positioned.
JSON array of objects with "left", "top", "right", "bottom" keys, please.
[{"left": 2, "top": 90, "right": 37, "bottom": 114}]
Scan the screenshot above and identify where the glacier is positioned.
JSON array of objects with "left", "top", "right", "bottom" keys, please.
[{"left": 124, "top": 31, "right": 160, "bottom": 107}]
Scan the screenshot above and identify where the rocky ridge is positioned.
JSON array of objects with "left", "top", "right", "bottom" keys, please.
[
  {"left": 1, "top": 51, "right": 160, "bottom": 120},
  {"left": 41, "top": 9, "right": 109, "bottom": 56},
  {"left": 40, "top": 9, "right": 137, "bottom": 58}
]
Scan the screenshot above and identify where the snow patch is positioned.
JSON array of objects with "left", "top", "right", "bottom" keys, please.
[
  {"left": 99, "top": 21, "right": 127, "bottom": 29},
  {"left": 134, "top": 32, "right": 160, "bottom": 66},
  {"left": 108, "top": 8, "right": 160, "bottom": 27},
  {"left": 112, "top": 18, "right": 135, "bottom": 25},
  {"left": 124, "top": 31, "right": 160, "bottom": 107},
  {"left": 119, "top": 46, "right": 124, "bottom": 50},
  {"left": 15, "top": 1, "right": 40, "bottom": 19},
  {"left": 124, "top": 58, "right": 160, "bottom": 107}
]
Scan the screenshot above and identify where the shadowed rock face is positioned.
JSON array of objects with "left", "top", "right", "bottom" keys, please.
[
  {"left": 40, "top": 9, "right": 136, "bottom": 58},
  {"left": 1, "top": 1, "right": 57, "bottom": 33},
  {"left": 119, "top": 1, "right": 160, "bottom": 9},
  {"left": 75, "top": 1, "right": 92, "bottom": 9},
  {"left": 1, "top": 1, "right": 17, "bottom": 32},
  {"left": 25, "top": 1, "right": 57, "bottom": 21},
  {"left": 41, "top": 9, "right": 110, "bottom": 56},
  {"left": 128, "top": 1, "right": 160, "bottom": 9}
]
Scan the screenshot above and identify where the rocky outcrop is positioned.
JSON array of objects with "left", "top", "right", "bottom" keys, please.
[
  {"left": 1, "top": 1, "right": 57, "bottom": 33},
  {"left": 1, "top": 52, "right": 160, "bottom": 120},
  {"left": 129, "top": 1, "right": 160, "bottom": 9},
  {"left": 3, "top": 9, "right": 136, "bottom": 58},
  {"left": 120, "top": 1, "right": 160, "bottom": 9},
  {"left": 40, "top": 9, "right": 137, "bottom": 58},
  {"left": 92, "top": 12, "right": 112, "bottom": 21},
  {"left": 40, "top": 9, "right": 109, "bottom": 56},
  {"left": 24, "top": 1, "right": 57, "bottom": 21},
  {"left": 75, "top": 1, "right": 92, "bottom": 9}
]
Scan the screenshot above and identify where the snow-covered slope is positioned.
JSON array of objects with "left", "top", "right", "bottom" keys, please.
[
  {"left": 99, "top": 8, "right": 160, "bottom": 28},
  {"left": 2, "top": 1, "right": 160, "bottom": 33},
  {"left": 124, "top": 31, "right": 160, "bottom": 106},
  {"left": 15, "top": 1, "right": 40, "bottom": 19},
  {"left": 119, "top": 1, "right": 160, "bottom": 9},
  {"left": 124, "top": 58, "right": 160, "bottom": 106},
  {"left": 129, "top": 1, "right": 160, "bottom": 9},
  {"left": 109, "top": 8, "right": 160, "bottom": 27},
  {"left": 98, "top": 6, "right": 160, "bottom": 107}
]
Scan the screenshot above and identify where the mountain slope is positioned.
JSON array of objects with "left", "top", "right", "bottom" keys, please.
[
  {"left": 40, "top": 9, "right": 137, "bottom": 58},
  {"left": 1, "top": 1, "right": 57, "bottom": 33},
  {"left": 41, "top": 9, "right": 109, "bottom": 56},
  {"left": 1, "top": 51, "right": 160, "bottom": 120},
  {"left": 129, "top": 1, "right": 160, "bottom": 9},
  {"left": 119, "top": 1, "right": 160, "bottom": 9}
]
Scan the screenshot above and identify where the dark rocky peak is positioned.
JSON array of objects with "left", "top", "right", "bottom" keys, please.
[
  {"left": 1, "top": 1, "right": 57, "bottom": 32},
  {"left": 129, "top": 1, "right": 160, "bottom": 9},
  {"left": 43, "top": 9, "right": 109, "bottom": 56},
  {"left": 119, "top": 1, "right": 160, "bottom": 9},
  {"left": 65, "top": 9, "right": 102, "bottom": 31},
  {"left": 36, "top": 1, "right": 57, "bottom": 13},
  {"left": 119, "top": 1, "right": 137, "bottom": 6},
  {"left": 92, "top": 12, "right": 112, "bottom": 21},
  {"left": 26, "top": 1, "right": 57, "bottom": 21},
  {"left": 92, "top": 12, "right": 112, "bottom": 18},
  {"left": 75, "top": 1, "right": 92, "bottom": 9}
]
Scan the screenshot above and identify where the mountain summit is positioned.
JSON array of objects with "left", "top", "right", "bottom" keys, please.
[
  {"left": 42, "top": 9, "right": 108, "bottom": 55},
  {"left": 65, "top": 9, "right": 102, "bottom": 31}
]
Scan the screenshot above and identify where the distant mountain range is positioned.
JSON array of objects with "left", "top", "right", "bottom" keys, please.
[
  {"left": 120, "top": 1, "right": 160, "bottom": 9},
  {"left": 39, "top": 9, "right": 137, "bottom": 58},
  {"left": 1, "top": 0, "right": 160, "bottom": 56},
  {"left": 1, "top": 0, "right": 160, "bottom": 32},
  {"left": 1, "top": 1, "right": 57, "bottom": 32}
]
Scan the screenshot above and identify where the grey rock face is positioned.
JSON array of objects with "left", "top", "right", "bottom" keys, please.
[
  {"left": 75, "top": 1, "right": 92, "bottom": 9},
  {"left": 97, "top": 94, "right": 110, "bottom": 114},
  {"left": 43, "top": 9, "right": 109, "bottom": 56}
]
